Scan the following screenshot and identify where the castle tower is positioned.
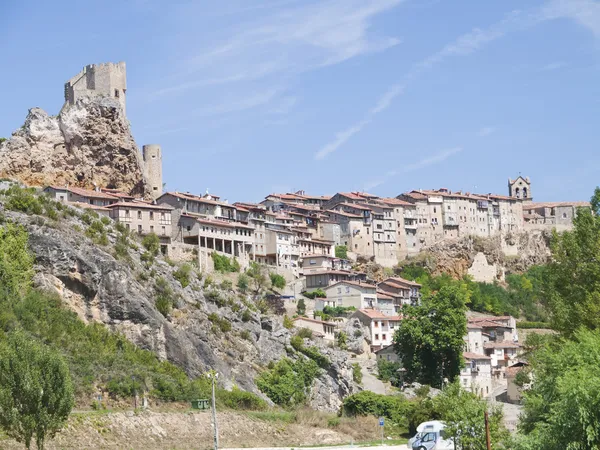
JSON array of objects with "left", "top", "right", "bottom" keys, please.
[
  {"left": 143, "top": 144, "right": 163, "bottom": 199},
  {"left": 508, "top": 176, "right": 532, "bottom": 201},
  {"left": 64, "top": 62, "right": 127, "bottom": 116}
]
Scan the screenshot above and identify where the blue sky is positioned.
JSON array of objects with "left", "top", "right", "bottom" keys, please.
[{"left": 1, "top": 0, "right": 599, "bottom": 203}]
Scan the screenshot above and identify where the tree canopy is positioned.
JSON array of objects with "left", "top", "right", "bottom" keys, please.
[{"left": 394, "top": 285, "right": 468, "bottom": 388}]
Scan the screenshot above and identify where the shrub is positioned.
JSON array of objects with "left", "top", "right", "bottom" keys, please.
[
  {"left": 283, "top": 315, "right": 294, "bottom": 329},
  {"left": 327, "top": 416, "right": 341, "bottom": 428},
  {"left": 85, "top": 220, "right": 108, "bottom": 246},
  {"left": 342, "top": 391, "right": 409, "bottom": 428},
  {"left": 220, "top": 279, "right": 233, "bottom": 291},
  {"left": 212, "top": 253, "right": 240, "bottom": 273},
  {"left": 377, "top": 359, "right": 402, "bottom": 384},
  {"left": 296, "top": 328, "right": 313, "bottom": 339},
  {"left": 155, "top": 277, "right": 174, "bottom": 317},
  {"left": 142, "top": 233, "right": 160, "bottom": 256},
  {"left": 208, "top": 313, "right": 231, "bottom": 333},
  {"left": 241, "top": 310, "right": 252, "bottom": 322},
  {"left": 3, "top": 185, "right": 43, "bottom": 215},
  {"left": 173, "top": 263, "right": 192, "bottom": 288},
  {"left": 270, "top": 273, "right": 286, "bottom": 290},
  {"left": 218, "top": 387, "right": 266, "bottom": 410},
  {"left": 336, "top": 331, "right": 348, "bottom": 349},
  {"left": 323, "top": 305, "right": 356, "bottom": 317},
  {"left": 352, "top": 363, "right": 362, "bottom": 384},
  {"left": 290, "top": 336, "right": 329, "bottom": 369},
  {"left": 302, "top": 289, "right": 326, "bottom": 299},
  {"left": 335, "top": 245, "right": 348, "bottom": 259},
  {"left": 256, "top": 358, "right": 320, "bottom": 407},
  {"left": 205, "top": 290, "right": 225, "bottom": 307},
  {"left": 240, "top": 330, "right": 251, "bottom": 341},
  {"left": 297, "top": 298, "right": 306, "bottom": 315},
  {"left": 516, "top": 321, "right": 553, "bottom": 329},
  {"left": 100, "top": 216, "right": 111, "bottom": 226},
  {"left": 237, "top": 273, "right": 249, "bottom": 292},
  {"left": 203, "top": 276, "right": 213, "bottom": 289}
]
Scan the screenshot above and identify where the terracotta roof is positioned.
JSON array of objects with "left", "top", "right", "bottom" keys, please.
[
  {"left": 463, "top": 352, "right": 491, "bottom": 360},
  {"left": 483, "top": 342, "right": 521, "bottom": 349},
  {"left": 469, "top": 316, "right": 512, "bottom": 322},
  {"left": 326, "top": 280, "right": 377, "bottom": 290},
  {"left": 381, "top": 277, "right": 421, "bottom": 288},
  {"left": 357, "top": 309, "right": 401, "bottom": 321},
  {"left": 374, "top": 344, "right": 396, "bottom": 354},
  {"left": 305, "top": 269, "right": 357, "bottom": 276},
  {"left": 293, "top": 317, "right": 337, "bottom": 327},
  {"left": 378, "top": 198, "right": 412, "bottom": 207},
  {"left": 335, "top": 202, "right": 372, "bottom": 211},
  {"left": 106, "top": 201, "right": 173, "bottom": 211},
  {"left": 471, "top": 319, "right": 512, "bottom": 328},
  {"left": 297, "top": 237, "right": 333, "bottom": 245},
  {"left": 67, "top": 201, "right": 111, "bottom": 211},
  {"left": 523, "top": 201, "right": 590, "bottom": 210},
  {"left": 47, "top": 185, "right": 120, "bottom": 200},
  {"left": 100, "top": 188, "right": 135, "bottom": 199},
  {"left": 337, "top": 192, "right": 366, "bottom": 200},
  {"left": 467, "top": 323, "right": 483, "bottom": 329},
  {"left": 326, "top": 210, "right": 363, "bottom": 219},
  {"left": 161, "top": 191, "right": 223, "bottom": 206},
  {"left": 376, "top": 291, "right": 394, "bottom": 300}
]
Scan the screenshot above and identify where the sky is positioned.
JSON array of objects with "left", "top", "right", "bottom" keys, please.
[{"left": 1, "top": 0, "right": 599, "bottom": 203}]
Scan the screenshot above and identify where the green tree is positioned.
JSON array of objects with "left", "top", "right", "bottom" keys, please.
[
  {"left": 0, "top": 223, "right": 34, "bottom": 297},
  {"left": 394, "top": 285, "right": 467, "bottom": 388},
  {"left": 542, "top": 188, "right": 598, "bottom": 335},
  {"left": 297, "top": 298, "right": 306, "bottom": 316},
  {"left": 434, "top": 382, "right": 507, "bottom": 449},
  {"left": 142, "top": 233, "right": 160, "bottom": 256},
  {"left": 237, "top": 273, "right": 249, "bottom": 293},
  {"left": 516, "top": 328, "right": 600, "bottom": 449},
  {"left": 335, "top": 245, "right": 348, "bottom": 259},
  {"left": 0, "top": 331, "right": 74, "bottom": 450},
  {"left": 269, "top": 273, "right": 286, "bottom": 290},
  {"left": 246, "top": 262, "right": 268, "bottom": 293}
]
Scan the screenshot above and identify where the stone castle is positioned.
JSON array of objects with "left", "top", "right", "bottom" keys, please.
[{"left": 63, "top": 62, "right": 163, "bottom": 199}]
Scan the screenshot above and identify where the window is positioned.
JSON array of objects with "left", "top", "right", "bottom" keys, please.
[
  {"left": 161, "top": 226, "right": 166, "bottom": 235},
  {"left": 125, "top": 223, "right": 130, "bottom": 231},
  {"left": 374, "top": 334, "right": 379, "bottom": 340},
  {"left": 374, "top": 321, "right": 378, "bottom": 328},
  {"left": 150, "top": 226, "right": 154, "bottom": 233},
  {"left": 422, "top": 433, "right": 436, "bottom": 443},
  {"left": 114, "top": 89, "right": 119, "bottom": 98},
  {"left": 137, "top": 225, "right": 142, "bottom": 234},
  {"left": 337, "top": 287, "right": 342, "bottom": 294},
  {"left": 137, "top": 211, "right": 142, "bottom": 220},
  {"left": 345, "top": 286, "right": 350, "bottom": 293},
  {"left": 125, "top": 210, "right": 130, "bottom": 218},
  {"left": 434, "top": 207, "right": 437, "bottom": 213},
  {"left": 382, "top": 334, "right": 386, "bottom": 341},
  {"left": 149, "top": 211, "right": 154, "bottom": 220}
]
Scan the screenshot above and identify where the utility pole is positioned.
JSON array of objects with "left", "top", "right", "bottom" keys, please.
[
  {"left": 484, "top": 411, "right": 492, "bottom": 450},
  {"left": 210, "top": 372, "right": 219, "bottom": 450}
]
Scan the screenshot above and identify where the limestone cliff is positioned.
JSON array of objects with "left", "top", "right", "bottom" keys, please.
[
  {"left": 413, "top": 231, "right": 553, "bottom": 282},
  {"left": 2, "top": 205, "right": 356, "bottom": 412},
  {"left": 0, "top": 98, "right": 149, "bottom": 197}
]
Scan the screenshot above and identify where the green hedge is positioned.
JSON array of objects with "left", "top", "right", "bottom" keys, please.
[{"left": 516, "top": 321, "right": 553, "bottom": 329}]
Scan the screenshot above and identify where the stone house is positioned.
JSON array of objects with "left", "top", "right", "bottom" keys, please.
[
  {"left": 293, "top": 317, "right": 336, "bottom": 341},
  {"left": 305, "top": 270, "right": 366, "bottom": 292},
  {"left": 106, "top": 201, "right": 173, "bottom": 247},
  {"left": 377, "top": 277, "right": 422, "bottom": 310},
  {"left": 375, "top": 344, "right": 399, "bottom": 363},
  {"left": 523, "top": 201, "right": 589, "bottom": 232},
  {"left": 318, "top": 280, "right": 378, "bottom": 310},
  {"left": 326, "top": 210, "right": 372, "bottom": 257},
  {"left": 44, "top": 185, "right": 120, "bottom": 206},
  {"left": 353, "top": 309, "right": 402, "bottom": 351},
  {"left": 506, "top": 361, "right": 529, "bottom": 403},
  {"left": 300, "top": 254, "right": 351, "bottom": 274},
  {"left": 461, "top": 352, "right": 492, "bottom": 398}
]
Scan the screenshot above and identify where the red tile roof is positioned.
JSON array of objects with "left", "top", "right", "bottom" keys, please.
[
  {"left": 335, "top": 202, "right": 372, "bottom": 211},
  {"left": 523, "top": 201, "right": 590, "bottom": 210},
  {"left": 106, "top": 201, "right": 173, "bottom": 211},
  {"left": 357, "top": 309, "right": 401, "bottom": 321},
  {"left": 326, "top": 280, "right": 377, "bottom": 290},
  {"left": 48, "top": 185, "right": 120, "bottom": 200},
  {"left": 381, "top": 277, "right": 421, "bottom": 288},
  {"left": 326, "top": 210, "right": 363, "bottom": 219},
  {"left": 67, "top": 201, "right": 111, "bottom": 211}
]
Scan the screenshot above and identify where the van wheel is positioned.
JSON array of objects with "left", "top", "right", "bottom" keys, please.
[{"left": 417, "top": 447, "right": 427, "bottom": 450}]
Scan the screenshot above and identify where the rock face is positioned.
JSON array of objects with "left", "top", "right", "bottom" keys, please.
[
  {"left": 4, "top": 206, "right": 357, "bottom": 411},
  {"left": 0, "top": 98, "right": 148, "bottom": 196},
  {"left": 418, "top": 231, "right": 552, "bottom": 282}
]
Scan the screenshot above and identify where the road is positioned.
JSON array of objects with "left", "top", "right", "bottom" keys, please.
[
  {"left": 225, "top": 445, "right": 409, "bottom": 450},
  {"left": 357, "top": 358, "right": 388, "bottom": 395}
]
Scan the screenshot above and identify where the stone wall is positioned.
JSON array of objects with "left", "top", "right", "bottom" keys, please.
[{"left": 143, "top": 144, "right": 163, "bottom": 199}]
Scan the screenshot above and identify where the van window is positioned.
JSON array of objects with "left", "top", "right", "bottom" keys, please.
[{"left": 422, "top": 432, "right": 436, "bottom": 442}]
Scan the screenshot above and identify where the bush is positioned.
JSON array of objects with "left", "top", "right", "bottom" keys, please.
[
  {"left": 297, "top": 327, "right": 313, "bottom": 339},
  {"left": 256, "top": 358, "right": 320, "bottom": 407},
  {"left": 516, "top": 321, "right": 553, "bottom": 329},
  {"left": 335, "top": 245, "right": 348, "bottom": 259},
  {"left": 3, "top": 185, "right": 43, "bottom": 215},
  {"left": 173, "top": 263, "right": 193, "bottom": 288},
  {"left": 270, "top": 273, "right": 286, "bottom": 290},
  {"left": 237, "top": 273, "right": 249, "bottom": 292},
  {"left": 142, "top": 233, "right": 160, "bottom": 256},
  {"left": 352, "top": 363, "right": 362, "bottom": 384},
  {"left": 241, "top": 310, "right": 252, "bottom": 322},
  {"left": 342, "top": 391, "right": 409, "bottom": 428},
  {"left": 208, "top": 313, "right": 231, "bottom": 333},
  {"left": 290, "top": 336, "right": 329, "bottom": 369},
  {"left": 212, "top": 253, "right": 240, "bottom": 273},
  {"left": 327, "top": 417, "right": 341, "bottom": 428},
  {"left": 336, "top": 331, "right": 348, "bottom": 349},
  {"left": 377, "top": 359, "right": 402, "bottom": 384},
  {"left": 205, "top": 290, "right": 226, "bottom": 307},
  {"left": 283, "top": 315, "right": 294, "bottom": 329},
  {"left": 297, "top": 298, "right": 306, "bottom": 315},
  {"left": 240, "top": 330, "right": 251, "bottom": 341},
  {"left": 220, "top": 279, "right": 233, "bottom": 291},
  {"left": 323, "top": 305, "right": 356, "bottom": 317},
  {"left": 302, "top": 289, "right": 326, "bottom": 299},
  {"left": 218, "top": 387, "right": 266, "bottom": 410},
  {"left": 155, "top": 277, "right": 174, "bottom": 317}
]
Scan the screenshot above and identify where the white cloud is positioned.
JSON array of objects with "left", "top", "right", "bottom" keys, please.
[
  {"left": 402, "top": 147, "right": 463, "bottom": 172},
  {"left": 478, "top": 126, "right": 496, "bottom": 137},
  {"left": 542, "top": 0, "right": 600, "bottom": 37},
  {"left": 316, "top": 10, "right": 529, "bottom": 160},
  {"left": 194, "top": 88, "right": 282, "bottom": 117},
  {"left": 541, "top": 61, "right": 567, "bottom": 71}
]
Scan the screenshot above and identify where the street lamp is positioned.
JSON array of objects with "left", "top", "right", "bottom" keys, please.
[{"left": 207, "top": 371, "right": 220, "bottom": 450}]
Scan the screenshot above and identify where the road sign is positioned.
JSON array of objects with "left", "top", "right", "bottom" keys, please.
[{"left": 379, "top": 417, "right": 385, "bottom": 427}]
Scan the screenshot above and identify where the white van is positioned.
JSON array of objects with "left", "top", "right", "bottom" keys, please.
[{"left": 409, "top": 421, "right": 454, "bottom": 450}]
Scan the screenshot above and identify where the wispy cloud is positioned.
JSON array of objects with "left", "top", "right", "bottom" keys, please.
[
  {"left": 478, "top": 126, "right": 496, "bottom": 137},
  {"left": 195, "top": 88, "right": 282, "bottom": 117},
  {"left": 362, "top": 147, "right": 464, "bottom": 191},
  {"left": 157, "top": 0, "right": 404, "bottom": 99},
  {"left": 315, "top": 9, "right": 533, "bottom": 160},
  {"left": 541, "top": 61, "right": 567, "bottom": 71},
  {"left": 542, "top": 0, "right": 600, "bottom": 37}
]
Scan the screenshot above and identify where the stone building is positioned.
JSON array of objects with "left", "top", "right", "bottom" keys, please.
[
  {"left": 143, "top": 145, "right": 163, "bottom": 199},
  {"left": 523, "top": 201, "right": 590, "bottom": 231},
  {"left": 106, "top": 201, "right": 173, "bottom": 248},
  {"left": 508, "top": 176, "right": 532, "bottom": 201},
  {"left": 64, "top": 62, "right": 127, "bottom": 115}
]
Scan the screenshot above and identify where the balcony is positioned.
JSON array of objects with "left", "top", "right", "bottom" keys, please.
[{"left": 404, "top": 223, "right": 418, "bottom": 230}]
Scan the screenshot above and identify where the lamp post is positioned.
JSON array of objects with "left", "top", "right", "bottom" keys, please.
[{"left": 208, "top": 371, "right": 219, "bottom": 450}]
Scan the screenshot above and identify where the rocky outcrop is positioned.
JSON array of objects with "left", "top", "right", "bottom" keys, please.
[
  {"left": 4, "top": 206, "right": 357, "bottom": 411},
  {"left": 415, "top": 231, "right": 552, "bottom": 282},
  {"left": 0, "top": 98, "right": 148, "bottom": 196}
]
